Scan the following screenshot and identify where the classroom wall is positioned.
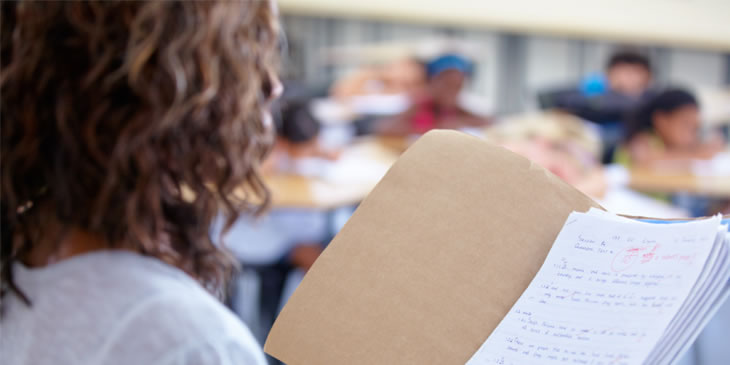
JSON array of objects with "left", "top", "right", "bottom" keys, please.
[
  {"left": 278, "top": 0, "right": 730, "bottom": 51},
  {"left": 280, "top": 14, "right": 730, "bottom": 115}
]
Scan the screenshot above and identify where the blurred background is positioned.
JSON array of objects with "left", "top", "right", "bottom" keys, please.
[{"left": 221, "top": 1, "right": 730, "bottom": 363}]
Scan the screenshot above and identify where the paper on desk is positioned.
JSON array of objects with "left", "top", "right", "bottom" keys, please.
[
  {"left": 466, "top": 211, "right": 722, "bottom": 365},
  {"left": 322, "top": 147, "right": 391, "bottom": 185},
  {"left": 692, "top": 152, "right": 730, "bottom": 177}
]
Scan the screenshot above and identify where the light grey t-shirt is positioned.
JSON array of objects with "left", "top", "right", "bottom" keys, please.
[{"left": 0, "top": 251, "right": 266, "bottom": 365}]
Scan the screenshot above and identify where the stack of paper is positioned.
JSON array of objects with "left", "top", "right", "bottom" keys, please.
[{"left": 467, "top": 209, "right": 730, "bottom": 365}]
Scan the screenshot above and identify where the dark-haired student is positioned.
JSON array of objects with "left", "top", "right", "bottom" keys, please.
[
  {"left": 1, "top": 1, "right": 281, "bottom": 364},
  {"left": 262, "top": 101, "right": 339, "bottom": 273},
  {"left": 223, "top": 101, "right": 337, "bottom": 346},
  {"left": 549, "top": 50, "right": 655, "bottom": 123},
  {"left": 615, "top": 88, "right": 725, "bottom": 168},
  {"left": 544, "top": 50, "right": 657, "bottom": 162},
  {"left": 604, "top": 51, "right": 653, "bottom": 98}
]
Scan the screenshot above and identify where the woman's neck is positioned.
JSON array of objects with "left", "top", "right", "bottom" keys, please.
[{"left": 22, "top": 228, "right": 109, "bottom": 267}]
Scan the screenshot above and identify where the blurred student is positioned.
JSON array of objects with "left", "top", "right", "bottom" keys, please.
[
  {"left": 545, "top": 50, "right": 655, "bottom": 162},
  {"left": 616, "top": 88, "right": 725, "bottom": 168},
  {"left": 267, "top": 101, "right": 334, "bottom": 272},
  {"left": 485, "top": 113, "right": 607, "bottom": 199},
  {"left": 1, "top": 2, "right": 281, "bottom": 364},
  {"left": 225, "top": 102, "right": 335, "bottom": 344},
  {"left": 549, "top": 50, "right": 655, "bottom": 124},
  {"left": 375, "top": 53, "right": 491, "bottom": 136},
  {"left": 260, "top": 99, "right": 336, "bottom": 294},
  {"left": 486, "top": 113, "right": 691, "bottom": 218},
  {"left": 604, "top": 51, "right": 653, "bottom": 98}
]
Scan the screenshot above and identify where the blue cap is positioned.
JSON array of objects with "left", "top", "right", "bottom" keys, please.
[{"left": 426, "top": 53, "right": 474, "bottom": 79}]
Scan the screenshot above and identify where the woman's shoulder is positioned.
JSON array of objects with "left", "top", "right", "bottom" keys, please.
[
  {"left": 7, "top": 251, "right": 265, "bottom": 365},
  {"left": 84, "top": 252, "right": 264, "bottom": 363},
  {"left": 109, "top": 264, "right": 264, "bottom": 363}
]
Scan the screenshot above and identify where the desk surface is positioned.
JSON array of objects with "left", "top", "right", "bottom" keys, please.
[
  {"left": 263, "top": 138, "right": 401, "bottom": 209},
  {"left": 263, "top": 134, "right": 730, "bottom": 210},
  {"left": 629, "top": 168, "right": 730, "bottom": 198}
]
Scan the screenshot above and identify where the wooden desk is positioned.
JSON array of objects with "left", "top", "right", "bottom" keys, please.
[
  {"left": 264, "top": 131, "right": 730, "bottom": 209},
  {"left": 263, "top": 138, "right": 401, "bottom": 209},
  {"left": 264, "top": 174, "right": 379, "bottom": 209},
  {"left": 630, "top": 168, "right": 730, "bottom": 198}
]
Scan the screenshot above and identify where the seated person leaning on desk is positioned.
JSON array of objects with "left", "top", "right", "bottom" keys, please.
[
  {"left": 615, "top": 88, "right": 725, "bottom": 168},
  {"left": 374, "top": 53, "right": 491, "bottom": 136},
  {"left": 546, "top": 50, "right": 655, "bottom": 124},
  {"left": 484, "top": 113, "right": 607, "bottom": 199},
  {"left": 543, "top": 50, "right": 656, "bottom": 162},
  {"left": 223, "top": 101, "right": 337, "bottom": 340},
  {"left": 263, "top": 100, "right": 341, "bottom": 269},
  {"left": 614, "top": 88, "right": 727, "bottom": 216},
  {"left": 486, "top": 113, "right": 691, "bottom": 218}
]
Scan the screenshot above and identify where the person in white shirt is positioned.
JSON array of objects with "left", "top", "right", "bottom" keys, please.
[{"left": 0, "top": 1, "right": 282, "bottom": 364}]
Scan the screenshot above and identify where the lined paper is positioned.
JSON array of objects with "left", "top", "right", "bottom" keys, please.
[{"left": 466, "top": 212, "right": 723, "bottom": 365}]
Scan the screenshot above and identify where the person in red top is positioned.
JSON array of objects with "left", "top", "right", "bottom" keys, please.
[{"left": 375, "top": 53, "right": 491, "bottom": 136}]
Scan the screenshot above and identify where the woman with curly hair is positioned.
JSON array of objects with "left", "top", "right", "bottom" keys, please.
[{"left": 1, "top": 1, "right": 281, "bottom": 364}]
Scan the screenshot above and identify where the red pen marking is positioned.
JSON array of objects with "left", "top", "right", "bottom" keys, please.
[
  {"left": 611, "top": 247, "right": 644, "bottom": 272},
  {"left": 611, "top": 243, "right": 695, "bottom": 273},
  {"left": 640, "top": 244, "right": 660, "bottom": 263}
]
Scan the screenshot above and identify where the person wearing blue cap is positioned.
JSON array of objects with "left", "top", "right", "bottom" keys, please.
[{"left": 375, "top": 53, "right": 491, "bottom": 136}]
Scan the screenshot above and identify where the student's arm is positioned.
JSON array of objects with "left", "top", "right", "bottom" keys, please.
[
  {"left": 629, "top": 133, "right": 725, "bottom": 168},
  {"left": 313, "top": 144, "right": 342, "bottom": 161},
  {"left": 440, "top": 109, "right": 492, "bottom": 128},
  {"left": 373, "top": 108, "right": 416, "bottom": 136},
  {"left": 330, "top": 68, "right": 380, "bottom": 99},
  {"left": 290, "top": 243, "right": 323, "bottom": 271}
]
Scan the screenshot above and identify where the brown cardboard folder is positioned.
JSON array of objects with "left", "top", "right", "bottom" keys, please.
[{"left": 264, "top": 130, "right": 602, "bottom": 364}]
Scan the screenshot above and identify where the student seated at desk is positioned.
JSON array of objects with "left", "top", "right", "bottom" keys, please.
[
  {"left": 262, "top": 101, "right": 337, "bottom": 269},
  {"left": 219, "top": 101, "right": 340, "bottom": 345},
  {"left": 546, "top": 50, "right": 655, "bottom": 124},
  {"left": 485, "top": 113, "right": 607, "bottom": 199},
  {"left": 374, "top": 53, "right": 491, "bottom": 136},
  {"left": 543, "top": 50, "right": 656, "bottom": 162},
  {"left": 485, "top": 113, "right": 690, "bottom": 218},
  {"left": 616, "top": 88, "right": 726, "bottom": 168}
]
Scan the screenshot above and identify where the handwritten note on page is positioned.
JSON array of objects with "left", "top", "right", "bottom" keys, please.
[{"left": 466, "top": 211, "right": 722, "bottom": 365}]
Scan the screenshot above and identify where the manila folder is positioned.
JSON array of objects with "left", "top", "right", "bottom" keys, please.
[{"left": 265, "top": 130, "right": 601, "bottom": 364}]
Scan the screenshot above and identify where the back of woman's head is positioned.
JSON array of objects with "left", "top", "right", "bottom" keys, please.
[
  {"left": 1, "top": 1, "right": 280, "bottom": 301},
  {"left": 625, "top": 88, "right": 698, "bottom": 142}
]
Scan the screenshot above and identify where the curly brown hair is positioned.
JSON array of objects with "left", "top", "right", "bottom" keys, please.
[{"left": 1, "top": 1, "right": 280, "bottom": 307}]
